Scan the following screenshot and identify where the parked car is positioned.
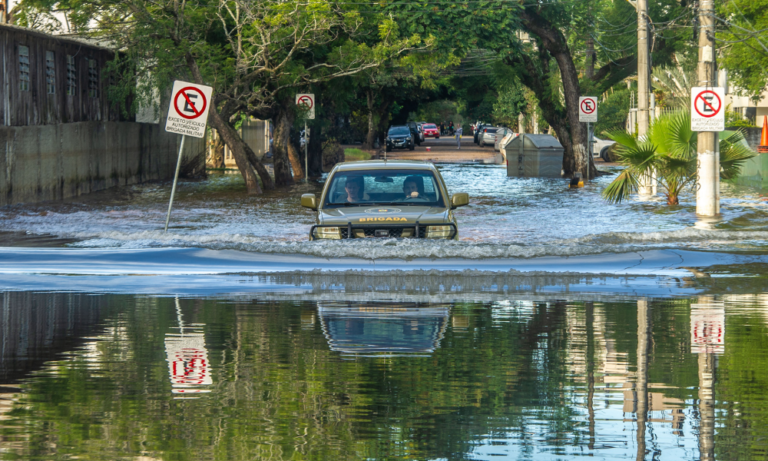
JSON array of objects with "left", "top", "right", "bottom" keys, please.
[
  {"left": 478, "top": 126, "right": 498, "bottom": 147},
  {"left": 474, "top": 123, "right": 489, "bottom": 144},
  {"left": 498, "top": 130, "right": 518, "bottom": 161},
  {"left": 591, "top": 136, "right": 616, "bottom": 161},
  {"left": 422, "top": 123, "right": 440, "bottom": 139},
  {"left": 494, "top": 128, "right": 511, "bottom": 151},
  {"left": 385, "top": 126, "right": 415, "bottom": 152},
  {"left": 406, "top": 122, "right": 422, "bottom": 145}
]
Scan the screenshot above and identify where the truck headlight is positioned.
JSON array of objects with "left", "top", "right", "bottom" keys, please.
[
  {"left": 314, "top": 227, "right": 341, "bottom": 239},
  {"left": 425, "top": 225, "right": 453, "bottom": 239}
]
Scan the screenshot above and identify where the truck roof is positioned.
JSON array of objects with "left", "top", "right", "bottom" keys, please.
[{"left": 333, "top": 160, "right": 438, "bottom": 172}]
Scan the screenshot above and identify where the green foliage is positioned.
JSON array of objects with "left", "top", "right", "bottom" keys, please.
[
  {"left": 602, "top": 110, "right": 756, "bottom": 205},
  {"left": 718, "top": 0, "right": 768, "bottom": 102},
  {"left": 344, "top": 148, "right": 371, "bottom": 161},
  {"left": 594, "top": 86, "right": 632, "bottom": 135}
]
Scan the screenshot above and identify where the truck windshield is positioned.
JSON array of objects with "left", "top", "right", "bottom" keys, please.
[{"left": 324, "top": 170, "right": 445, "bottom": 208}]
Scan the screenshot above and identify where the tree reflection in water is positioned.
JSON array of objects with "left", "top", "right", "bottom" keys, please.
[{"left": 1, "top": 293, "right": 767, "bottom": 460}]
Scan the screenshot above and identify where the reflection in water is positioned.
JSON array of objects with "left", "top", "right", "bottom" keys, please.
[
  {"left": 164, "top": 298, "right": 212, "bottom": 397},
  {"left": 318, "top": 302, "right": 449, "bottom": 357},
  {"left": 3, "top": 292, "right": 768, "bottom": 460},
  {"left": 692, "top": 297, "right": 723, "bottom": 461}
]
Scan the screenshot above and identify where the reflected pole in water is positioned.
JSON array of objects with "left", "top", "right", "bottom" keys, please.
[
  {"left": 636, "top": 299, "right": 650, "bottom": 461},
  {"left": 698, "top": 352, "right": 716, "bottom": 461},
  {"left": 586, "top": 301, "right": 596, "bottom": 450},
  {"left": 691, "top": 296, "right": 722, "bottom": 461}
]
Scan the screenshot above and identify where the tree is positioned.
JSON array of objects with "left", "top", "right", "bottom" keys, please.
[
  {"left": 602, "top": 111, "right": 755, "bottom": 205},
  {"left": 16, "top": 0, "right": 421, "bottom": 191},
  {"left": 717, "top": 0, "right": 768, "bottom": 102}
]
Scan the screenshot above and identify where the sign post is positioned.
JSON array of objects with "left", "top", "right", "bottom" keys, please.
[
  {"left": 164, "top": 80, "right": 213, "bottom": 232},
  {"left": 296, "top": 94, "right": 315, "bottom": 182},
  {"left": 579, "top": 97, "right": 598, "bottom": 178},
  {"left": 691, "top": 87, "right": 725, "bottom": 217}
]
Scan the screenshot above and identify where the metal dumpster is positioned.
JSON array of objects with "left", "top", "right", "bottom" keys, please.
[{"left": 505, "top": 134, "right": 563, "bottom": 178}]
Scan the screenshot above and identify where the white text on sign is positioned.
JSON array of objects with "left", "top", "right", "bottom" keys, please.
[
  {"left": 691, "top": 87, "right": 725, "bottom": 132},
  {"left": 165, "top": 81, "right": 213, "bottom": 138}
]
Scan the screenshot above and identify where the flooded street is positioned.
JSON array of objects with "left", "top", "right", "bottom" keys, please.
[
  {"left": 3, "top": 162, "right": 768, "bottom": 460},
  {"left": 2, "top": 164, "right": 768, "bottom": 259}
]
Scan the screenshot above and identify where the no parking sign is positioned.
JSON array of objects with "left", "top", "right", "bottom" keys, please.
[
  {"left": 691, "top": 87, "right": 725, "bottom": 132},
  {"left": 165, "top": 80, "right": 213, "bottom": 138}
]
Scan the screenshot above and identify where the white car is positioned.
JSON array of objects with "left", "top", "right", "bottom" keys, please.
[
  {"left": 494, "top": 128, "right": 511, "bottom": 151},
  {"left": 479, "top": 127, "right": 499, "bottom": 147},
  {"left": 498, "top": 131, "right": 518, "bottom": 160},
  {"left": 592, "top": 136, "right": 616, "bottom": 161}
]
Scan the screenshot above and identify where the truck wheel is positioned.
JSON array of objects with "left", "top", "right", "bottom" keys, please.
[{"left": 436, "top": 136, "right": 440, "bottom": 139}]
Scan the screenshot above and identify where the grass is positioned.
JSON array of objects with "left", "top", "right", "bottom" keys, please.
[{"left": 345, "top": 148, "right": 372, "bottom": 161}]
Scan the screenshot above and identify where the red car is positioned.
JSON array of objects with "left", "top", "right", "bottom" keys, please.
[{"left": 422, "top": 123, "right": 440, "bottom": 139}]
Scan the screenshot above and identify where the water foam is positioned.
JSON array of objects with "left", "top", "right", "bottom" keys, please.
[{"left": 66, "top": 226, "right": 768, "bottom": 260}]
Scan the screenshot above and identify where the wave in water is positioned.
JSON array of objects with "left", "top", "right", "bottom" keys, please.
[{"left": 67, "top": 227, "right": 768, "bottom": 259}]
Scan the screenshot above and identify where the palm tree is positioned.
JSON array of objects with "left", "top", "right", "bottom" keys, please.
[{"left": 602, "top": 110, "right": 756, "bottom": 205}]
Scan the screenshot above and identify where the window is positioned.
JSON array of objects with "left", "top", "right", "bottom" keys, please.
[
  {"left": 88, "top": 59, "right": 98, "bottom": 98},
  {"left": 45, "top": 51, "right": 55, "bottom": 94},
  {"left": 66, "top": 55, "right": 76, "bottom": 96},
  {"left": 19, "top": 45, "right": 30, "bottom": 92}
]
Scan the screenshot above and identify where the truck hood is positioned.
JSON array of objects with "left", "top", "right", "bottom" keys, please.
[{"left": 319, "top": 205, "right": 450, "bottom": 225}]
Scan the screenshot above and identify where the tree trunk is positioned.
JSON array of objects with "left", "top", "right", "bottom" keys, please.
[
  {"left": 210, "top": 133, "right": 225, "bottom": 168},
  {"left": 209, "top": 111, "right": 263, "bottom": 194},
  {"left": 272, "top": 107, "right": 296, "bottom": 186},
  {"left": 184, "top": 52, "right": 273, "bottom": 191},
  {"left": 363, "top": 90, "right": 376, "bottom": 150},
  {"left": 520, "top": 8, "right": 595, "bottom": 179},
  {"left": 308, "top": 122, "right": 323, "bottom": 178},
  {"left": 586, "top": 37, "right": 595, "bottom": 79}
]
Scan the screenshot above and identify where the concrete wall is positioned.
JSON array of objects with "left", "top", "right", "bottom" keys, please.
[{"left": 0, "top": 121, "right": 204, "bottom": 206}]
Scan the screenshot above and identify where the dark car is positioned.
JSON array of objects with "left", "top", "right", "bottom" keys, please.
[
  {"left": 406, "top": 122, "right": 422, "bottom": 146},
  {"left": 386, "top": 126, "right": 415, "bottom": 152},
  {"left": 474, "top": 123, "right": 489, "bottom": 144}
]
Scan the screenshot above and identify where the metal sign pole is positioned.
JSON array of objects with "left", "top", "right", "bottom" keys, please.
[
  {"left": 164, "top": 134, "right": 186, "bottom": 232},
  {"left": 304, "top": 120, "right": 308, "bottom": 183}
]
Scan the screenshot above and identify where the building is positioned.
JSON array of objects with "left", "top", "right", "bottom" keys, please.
[{"left": 0, "top": 23, "right": 129, "bottom": 126}]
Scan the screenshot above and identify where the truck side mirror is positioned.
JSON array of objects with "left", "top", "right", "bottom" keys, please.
[
  {"left": 451, "top": 193, "right": 469, "bottom": 209},
  {"left": 301, "top": 193, "right": 317, "bottom": 210}
]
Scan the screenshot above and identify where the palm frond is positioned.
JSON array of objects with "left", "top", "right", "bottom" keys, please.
[
  {"left": 602, "top": 169, "right": 639, "bottom": 204},
  {"left": 664, "top": 111, "right": 696, "bottom": 159},
  {"left": 719, "top": 130, "right": 757, "bottom": 179}
]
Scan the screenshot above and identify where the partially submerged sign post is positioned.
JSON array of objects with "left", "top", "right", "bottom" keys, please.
[
  {"left": 579, "top": 97, "right": 598, "bottom": 171},
  {"left": 691, "top": 87, "right": 725, "bottom": 217},
  {"left": 296, "top": 94, "right": 315, "bottom": 182},
  {"left": 164, "top": 80, "right": 213, "bottom": 232}
]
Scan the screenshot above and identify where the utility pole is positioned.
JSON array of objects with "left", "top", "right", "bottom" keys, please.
[
  {"left": 696, "top": 0, "right": 719, "bottom": 217},
  {"left": 637, "top": 0, "right": 655, "bottom": 195}
]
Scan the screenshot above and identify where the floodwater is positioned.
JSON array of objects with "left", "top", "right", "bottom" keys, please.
[
  {"left": 3, "top": 163, "right": 768, "bottom": 460},
  {"left": 2, "top": 291, "right": 768, "bottom": 460},
  {"left": 1, "top": 164, "right": 768, "bottom": 260}
]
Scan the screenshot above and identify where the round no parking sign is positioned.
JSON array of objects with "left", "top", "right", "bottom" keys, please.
[{"left": 165, "top": 80, "right": 214, "bottom": 138}]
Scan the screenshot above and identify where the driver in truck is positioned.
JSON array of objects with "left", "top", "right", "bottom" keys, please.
[{"left": 402, "top": 176, "right": 424, "bottom": 199}]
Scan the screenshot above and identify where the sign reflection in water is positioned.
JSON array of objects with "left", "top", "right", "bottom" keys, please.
[
  {"left": 164, "top": 298, "right": 212, "bottom": 396},
  {"left": 318, "top": 302, "right": 450, "bottom": 357}
]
